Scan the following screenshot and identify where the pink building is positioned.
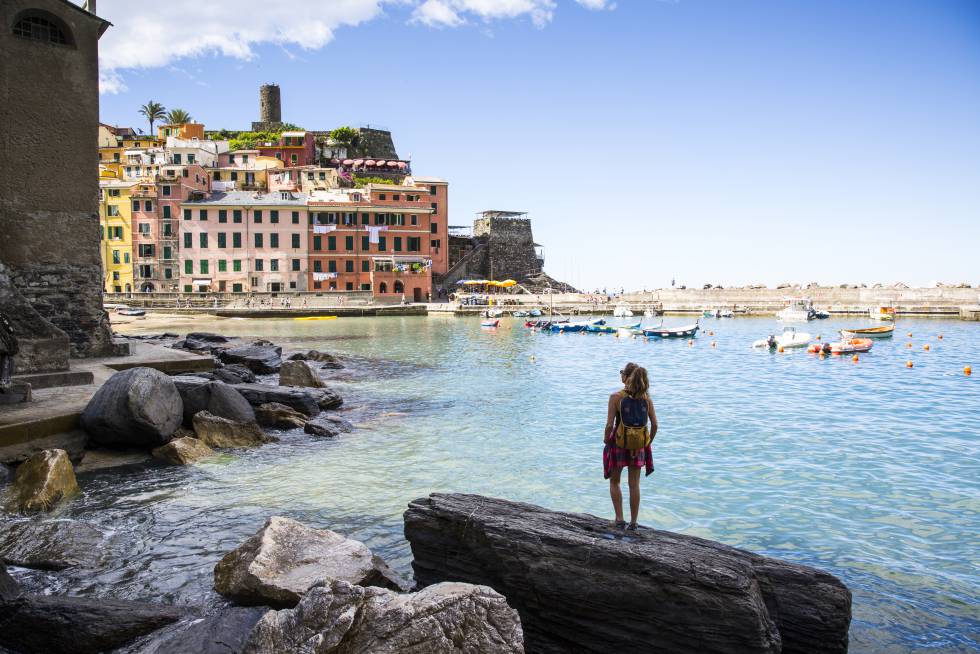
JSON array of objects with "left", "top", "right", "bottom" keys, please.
[{"left": 257, "top": 131, "right": 316, "bottom": 167}]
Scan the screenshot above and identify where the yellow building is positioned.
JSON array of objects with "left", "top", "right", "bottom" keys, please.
[{"left": 99, "top": 179, "right": 137, "bottom": 293}]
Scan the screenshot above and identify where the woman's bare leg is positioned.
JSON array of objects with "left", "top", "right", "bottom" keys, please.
[
  {"left": 627, "top": 466, "right": 642, "bottom": 525},
  {"left": 609, "top": 466, "right": 624, "bottom": 523}
]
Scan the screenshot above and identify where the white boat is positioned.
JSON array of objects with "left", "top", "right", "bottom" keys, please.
[
  {"left": 776, "top": 298, "right": 814, "bottom": 322},
  {"left": 613, "top": 304, "right": 634, "bottom": 318},
  {"left": 776, "top": 327, "right": 811, "bottom": 348},
  {"left": 717, "top": 309, "right": 734, "bottom": 318},
  {"left": 643, "top": 308, "right": 657, "bottom": 318},
  {"left": 485, "top": 308, "right": 504, "bottom": 318},
  {"left": 868, "top": 306, "right": 896, "bottom": 321}
]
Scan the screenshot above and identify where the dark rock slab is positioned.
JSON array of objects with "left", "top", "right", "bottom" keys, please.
[
  {"left": 80, "top": 367, "right": 182, "bottom": 448},
  {"left": 0, "top": 430, "right": 88, "bottom": 466},
  {"left": 217, "top": 346, "right": 282, "bottom": 374},
  {"left": 213, "top": 363, "right": 257, "bottom": 385},
  {"left": 255, "top": 403, "right": 308, "bottom": 429},
  {"left": 125, "top": 607, "right": 267, "bottom": 654},
  {"left": 288, "top": 350, "right": 344, "bottom": 369},
  {"left": 0, "top": 562, "right": 19, "bottom": 602},
  {"left": 187, "top": 332, "right": 230, "bottom": 343},
  {"left": 192, "top": 412, "right": 276, "bottom": 449},
  {"left": 305, "top": 414, "right": 353, "bottom": 434},
  {"left": 404, "top": 493, "right": 852, "bottom": 654},
  {"left": 0, "top": 519, "right": 103, "bottom": 570},
  {"left": 0, "top": 594, "right": 182, "bottom": 654},
  {"left": 303, "top": 418, "right": 338, "bottom": 438},
  {"left": 230, "top": 384, "right": 328, "bottom": 417},
  {"left": 172, "top": 376, "right": 256, "bottom": 426}
]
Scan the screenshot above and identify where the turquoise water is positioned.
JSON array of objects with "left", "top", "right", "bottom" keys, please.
[{"left": 21, "top": 315, "right": 980, "bottom": 651}]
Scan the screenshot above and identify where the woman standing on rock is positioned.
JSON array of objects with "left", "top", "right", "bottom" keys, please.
[{"left": 604, "top": 362, "right": 657, "bottom": 530}]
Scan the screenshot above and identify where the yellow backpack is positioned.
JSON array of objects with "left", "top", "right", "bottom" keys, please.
[{"left": 615, "top": 394, "right": 651, "bottom": 453}]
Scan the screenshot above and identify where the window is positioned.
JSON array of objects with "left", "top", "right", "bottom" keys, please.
[
  {"left": 124, "top": 251, "right": 130, "bottom": 264},
  {"left": 188, "top": 153, "right": 195, "bottom": 164},
  {"left": 361, "top": 283, "right": 371, "bottom": 291},
  {"left": 233, "top": 283, "right": 243, "bottom": 293},
  {"left": 394, "top": 237, "right": 402, "bottom": 252},
  {"left": 173, "top": 153, "right": 182, "bottom": 165},
  {"left": 345, "top": 236, "right": 354, "bottom": 251},
  {"left": 375, "top": 213, "right": 383, "bottom": 225},
  {"left": 219, "top": 210, "right": 227, "bottom": 223},
  {"left": 163, "top": 246, "right": 172, "bottom": 259},
  {"left": 199, "top": 209, "right": 208, "bottom": 221},
  {"left": 112, "top": 250, "right": 120, "bottom": 264},
  {"left": 107, "top": 205, "right": 120, "bottom": 217},
  {"left": 408, "top": 237, "right": 421, "bottom": 252},
  {"left": 270, "top": 210, "right": 279, "bottom": 224},
  {"left": 361, "top": 213, "right": 369, "bottom": 225},
  {"left": 162, "top": 205, "right": 171, "bottom": 219},
  {"left": 291, "top": 233, "right": 300, "bottom": 249},
  {"left": 431, "top": 203, "right": 437, "bottom": 212},
  {"left": 393, "top": 194, "right": 400, "bottom": 201},
  {"left": 233, "top": 232, "right": 242, "bottom": 248},
  {"left": 162, "top": 186, "right": 171, "bottom": 197},
  {"left": 184, "top": 284, "right": 192, "bottom": 293},
  {"left": 217, "top": 232, "right": 226, "bottom": 248},
  {"left": 270, "top": 259, "right": 279, "bottom": 272},
  {"left": 270, "top": 233, "right": 279, "bottom": 248},
  {"left": 233, "top": 210, "right": 242, "bottom": 223},
  {"left": 328, "top": 260, "right": 337, "bottom": 273},
  {"left": 213, "top": 171, "right": 221, "bottom": 181},
  {"left": 292, "top": 211, "right": 299, "bottom": 224},
  {"left": 145, "top": 201, "right": 152, "bottom": 211},
  {"left": 361, "top": 259, "right": 370, "bottom": 273},
  {"left": 430, "top": 185, "right": 437, "bottom": 195},
  {"left": 431, "top": 223, "right": 438, "bottom": 234},
  {"left": 290, "top": 281, "right": 297, "bottom": 289},
  {"left": 411, "top": 215, "right": 418, "bottom": 226},
  {"left": 379, "top": 194, "right": 386, "bottom": 201},
  {"left": 378, "top": 236, "right": 386, "bottom": 252},
  {"left": 314, "top": 281, "right": 322, "bottom": 289},
  {"left": 394, "top": 280, "right": 404, "bottom": 294},
  {"left": 112, "top": 271, "right": 120, "bottom": 281},
  {"left": 230, "top": 171, "right": 238, "bottom": 181},
  {"left": 138, "top": 243, "right": 154, "bottom": 257},
  {"left": 254, "top": 233, "right": 263, "bottom": 248},
  {"left": 233, "top": 260, "right": 242, "bottom": 272},
  {"left": 313, "top": 260, "right": 322, "bottom": 272},
  {"left": 313, "top": 236, "right": 322, "bottom": 251},
  {"left": 183, "top": 209, "right": 191, "bottom": 220},
  {"left": 290, "top": 154, "right": 298, "bottom": 165},
  {"left": 138, "top": 223, "right": 150, "bottom": 235},
  {"left": 361, "top": 236, "right": 369, "bottom": 250},
  {"left": 163, "top": 223, "right": 172, "bottom": 236},
  {"left": 218, "top": 260, "right": 227, "bottom": 272},
  {"left": 327, "top": 235, "right": 336, "bottom": 251},
  {"left": 255, "top": 259, "right": 264, "bottom": 271},
  {"left": 132, "top": 200, "right": 140, "bottom": 212},
  {"left": 291, "top": 259, "right": 300, "bottom": 271},
  {"left": 254, "top": 210, "right": 262, "bottom": 223},
  {"left": 200, "top": 260, "right": 209, "bottom": 274},
  {"left": 345, "top": 260, "right": 354, "bottom": 273},
  {"left": 183, "top": 233, "right": 192, "bottom": 248},
  {"left": 164, "top": 268, "right": 173, "bottom": 279},
  {"left": 431, "top": 239, "right": 441, "bottom": 248},
  {"left": 13, "top": 13, "right": 72, "bottom": 46},
  {"left": 184, "top": 260, "right": 193, "bottom": 274}
]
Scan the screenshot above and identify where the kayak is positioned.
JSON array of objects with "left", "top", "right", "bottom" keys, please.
[
  {"left": 294, "top": 316, "right": 337, "bottom": 321},
  {"left": 840, "top": 325, "right": 894, "bottom": 339}
]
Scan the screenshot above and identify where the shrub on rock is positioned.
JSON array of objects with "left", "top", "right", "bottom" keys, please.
[
  {"left": 80, "top": 367, "right": 182, "bottom": 448},
  {"left": 1, "top": 449, "right": 79, "bottom": 514},
  {"left": 192, "top": 412, "right": 277, "bottom": 449},
  {"left": 214, "top": 516, "right": 407, "bottom": 608},
  {"left": 243, "top": 580, "right": 525, "bottom": 654}
]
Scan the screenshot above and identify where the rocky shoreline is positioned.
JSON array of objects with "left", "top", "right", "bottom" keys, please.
[{"left": 0, "top": 331, "right": 852, "bottom": 653}]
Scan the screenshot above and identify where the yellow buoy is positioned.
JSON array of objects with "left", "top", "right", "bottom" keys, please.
[
  {"left": 966, "top": 366, "right": 972, "bottom": 376},
  {"left": 924, "top": 344, "right": 930, "bottom": 351},
  {"left": 852, "top": 354, "right": 859, "bottom": 363},
  {"left": 906, "top": 360, "right": 913, "bottom": 368}
]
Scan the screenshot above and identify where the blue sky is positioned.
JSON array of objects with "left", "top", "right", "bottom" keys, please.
[{"left": 95, "top": 0, "right": 980, "bottom": 290}]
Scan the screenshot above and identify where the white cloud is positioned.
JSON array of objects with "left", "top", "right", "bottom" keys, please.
[{"left": 87, "top": 0, "right": 613, "bottom": 93}]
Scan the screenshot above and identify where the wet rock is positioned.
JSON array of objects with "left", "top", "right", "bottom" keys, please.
[
  {"left": 315, "top": 387, "right": 343, "bottom": 410},
  {"left": 172, "top": 376, "right": 256, "bottom": 426},
  {"left": 192, "top": 412, "right": 276, "bottom": 449},
  {"left": 179, "top": 332, "right": 232, "bottom": 353},
  {"left": 214, "top": 516, "right": 407, "bottom": 608},
  {"left": 0, "top": 519, "right": 102, "bottom": 570},
  {"left": 0, "top": 463, "right": 11, "bottom": 487},
  {"left": 187, "top": 332, "right": 231, "bottom": 343},
  {"left": 152, "top": 436, "right": 217, "bottom": 465},
  {"left": 288, "top": 350, "right": 344, "bottom": 369},
  {"left": 0, "top": 562, "right": 20, "bottom": 602},
  {"left": 255, "top": 403, "right": 308, "bottom": 429},
  {"left": 217, "top": 345, "right": 282, "bottom": 374},
  {"left": 1, "top": 449, "right": 79, "bottom": 514},
  {"left": 0, "top": 430, "right": 88, "bottom": 467},
  {"left": 126, "top": 606, "right": 267, "bottom": 654},
  {"left": 405, "top": 493, "right": 852, "bottom": 654},
  {"left": 80, "top": 367, "right": 183, "bottom": 448},
  {"left": 230, "top": 384, "right": 329, "bottom": 417},
  {"left": 0, "top": 593, "right": 182, "bottom": 654},
  {"left": 278, "top": 360, "right": 325, "bottom": 388},
  {"left": 213, "top": 363, "right": 257, "bottom": 385},
  {"left": 306, "top": 414, "right": 353, "bottom": 434},
  {"left": 243, "top": 579, "right": 524, "bottom": 654},
  {"left": 303, "top": 418, "right": 339, "bottom": 438}
]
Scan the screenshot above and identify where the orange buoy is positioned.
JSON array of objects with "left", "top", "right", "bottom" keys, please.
[
  {"left": 688, "top": 339, "right": 694, "bottom": 346},
  {"left": 966, "top": 366, "right": 972, "bottom": 376},
  {"left": 906, "top": 360, "right": 913, "bottom": 368},
  {"left": 711, "top": 341, "right": 717, "bottom": 348},
  {"left": 816, "top": 335, "right": 821, "bottom": 340},
  {"left": 907, "top": 332, "right": 913, "bottom": 337},
  {"left": 906, "top": 342, "right": 913, "bottom": 348},
  {"left": 924, "top": 344, "right": 930, "bottom": 351},
  {"left": 938, "top": 334, "right": 943, "bottom": 340},
  {"left": 852, "top": 354, "right": 859, "bottom": 363},
  {"left": 819, "top": 351, "right": 826, "bottom": 360}
]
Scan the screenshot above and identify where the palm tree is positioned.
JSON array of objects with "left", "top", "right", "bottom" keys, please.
[
  {"left": 165, "top": 108, "right": 192, "bottom": 125},
  {"left": 139, "top": 100, "right": 166, "bottom": 135}
]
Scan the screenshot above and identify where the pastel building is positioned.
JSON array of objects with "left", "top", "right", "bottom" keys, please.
[
  {"left": 256, "top": 130, "right": 316, "bottom": 167},
  {"left": 166, "top": 136, "right": 229, "bottom": 169},
  {"left": 98, "top": 179, "right": 136, "bottom": 292},
  {"left": 409, "top": 176, "right": 449, "bottom": 275},
  {"left": 179, "top": 190, "right": 309, "bottom": 293},
  {"left": 211, "top": 151, "right": 283, "bottom": 192}
]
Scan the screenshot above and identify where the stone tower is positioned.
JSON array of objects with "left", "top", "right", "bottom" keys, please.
[{"left": 259, "top": 84, "right": 281, "bottom": 124}]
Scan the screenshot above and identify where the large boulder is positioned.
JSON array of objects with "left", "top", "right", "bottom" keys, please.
[
  {"left": 0, "top": 519, "right": 102, "bottom": 570},
  {"left": 404, "top": 494, "right": 852, "bottom": 654},
  {"left": 178, "top": 332, "right": 232, "bottom": 353},
  {"left": 243, "top": 580, "right": 524, "bottom": 654},
  {"left": 0, "top": 593, "right": 182, "bottom": 654},
  {"left": 214, "top": 516, "right": 407, "bottom": 608},
  {"left": 278, "top": 360, "right": 325, "bottom": 388},
  {"left": 288, "top": 350, "right": 344, "bottom": 369},
  {"left": 303, "top": 419, "right": 339, "bottom": 438},
  {"left": 192, "top": 412, "right": 276, "bottom": 449},
  {"left": 80, "top": 367, "right": 183, "bottom": 448},
  {"left": 307, "top": 414, "right": 354, "bottom": 434},
  {"left": 230, "top": 384, "right": 336, "bottom": 417},
  {"left": 123, "top": 607, "right": 267, "bottom": 654},
  {"left": 1, "top": 449, "right": 79, "bottom": 514},
  {"left": 255, "top": 403, "right": 308, "bottom": 429},
  {"left": 151, "top": 436, "right": 217, "bottom": 465},
  {"left": 187, "top": 332, "right": 231, "bottom": 344},
  {"left": 218, "top": 346, "right": 282, "bottom": 374},
  {"left": 172, "top": 376, "right": 256, "bottom": 426},
  {"left": 214, "top": 363, "right": 257, "bottom": 385}
]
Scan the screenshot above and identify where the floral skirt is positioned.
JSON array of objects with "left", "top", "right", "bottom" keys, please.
[{"left": 603, "top": 442, "right": 654, "bottom": 479}]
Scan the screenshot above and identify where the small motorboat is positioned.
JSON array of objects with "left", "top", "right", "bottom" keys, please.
[
  {"left": 613, "top": 304, "right": 634, "bottom": 318},
  {"left": 776, "top": 327, "right": 811, "bottom": 348},
  {"left": 702, "top": 309, "right": 717, "bottom": 318},
  {"left": 552, "top": 318, "right": 605, "bottom": 333},
  {"left": 588, "top": 321, "right": 641, "bottom": 334},
  {"left": 512, "top": 310, "right": 528, "bottom": 318},
  {"left": 753, "top": 335, "right": 779, "bottom": 349},
  {"left": 829, "top": 338, "right": 874, "bottom": 354},
  {"left": 840, "top": 325, "right": 895, "bottom": 339},
  {"left": 480, "top": 319, "right": 500, "bottom": 328},
  {"left": 813, "top": 309, "right": 830, "bottom": 319},
  {"left": 717, "top": 309, "right": 734, "bottom": 318},
  {"left": 869, "top": 306, "right": 896, "bottom": 321},
  {"left": 485, "top": 308, "right": 504, "bottom": 319},
  {"left": 116, "top": 308, "right": 146, "bottom": 317},
  {"left": 643, "top": 308, "right": 658, "bottom": 318},
  {"left": 643, "top": 321, "right": 699, "bottom": 339},
  {"left": 528, "top": 308, "right": 542, "bottom": 317},
  {"left": 776, "top": 298, "right": 815, "bottom": 322}
]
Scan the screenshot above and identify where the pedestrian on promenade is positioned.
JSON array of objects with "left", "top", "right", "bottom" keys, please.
[{"left": 603, "top": 362, "right": 657, "bottom": 530}]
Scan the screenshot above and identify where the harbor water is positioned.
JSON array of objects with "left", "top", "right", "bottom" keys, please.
[{"left": 17, "top": 315, "right": 980, "bottom": 652}]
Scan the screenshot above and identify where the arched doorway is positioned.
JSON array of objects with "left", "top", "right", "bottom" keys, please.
[
  {"left": 141, "top": 282, "right": 155, "bottom": 292},
  {"left": 379, "top": 282, "right": 387, "bottom": 294},
  {"left": 394, "top": 280, "right": 404, "bottom": 294},
  {"left": 124, "top": 283, "right": 131, "bottom": 293}
]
